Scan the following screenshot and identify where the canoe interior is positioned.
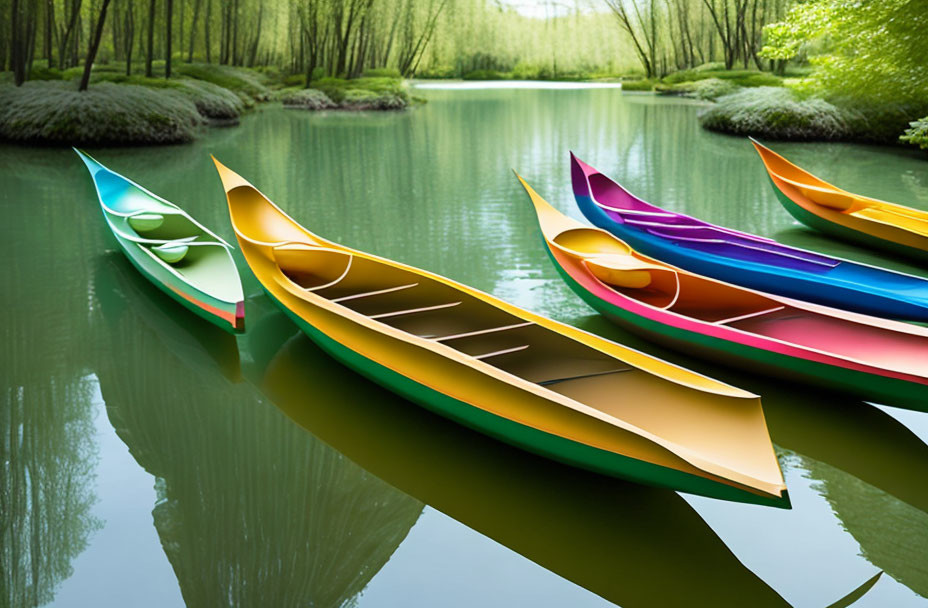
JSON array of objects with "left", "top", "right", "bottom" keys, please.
[
  {"left": 271, "top": 241, "right": 784, "bottom": 482},
  {"left": 97, "top": 167, "right": 242, "bottom": 305},
  {"left": 586, "top": 173, "right": 838, "bottom": 272},
  {"left": 552, "top": 228, "right": 928, "bottom": 379}
]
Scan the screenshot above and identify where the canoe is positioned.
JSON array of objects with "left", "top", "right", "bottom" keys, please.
[
  {"left": 570, "top": 153, "right": 928, "bottom": 322},
  {"left": 213, "top": 157, "right": 788, "bottom": 507},
  {"left": 77, "top": 150, "right": 245, "bottom": 332},
  {"left": 752, "top": 139, "right": 928, "bottom": 261},
  {"left": 519, "top": 175, "right": 928, "bottom": 411}
]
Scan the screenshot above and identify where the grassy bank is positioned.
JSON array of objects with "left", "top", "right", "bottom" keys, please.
[
  {"left": 698, "top": 87, "right": 928, "bottom": 145},
  {"left": 0, "top": 64, "right": 412, "bottom": 146}
]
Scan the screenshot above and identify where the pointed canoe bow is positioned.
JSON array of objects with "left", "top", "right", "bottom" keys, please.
[
  {"left": 519, "top": 175, "right": 928, "bottom": 411},
  {"left": 752, "top": 139, "right": 928, "bottom": 261},
  {"left": 569, "top": 152, "right": 928, "bottom": 322},
  {"left": 215, "top": 157, "right": 789, "bottom": 507},
  {"left": 78, "top": 150, "right": 245, "bottom": 332}
]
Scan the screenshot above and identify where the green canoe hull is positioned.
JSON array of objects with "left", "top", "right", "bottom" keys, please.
[{"left": 770, "top": 177, "right": 928, "bottom": 263}]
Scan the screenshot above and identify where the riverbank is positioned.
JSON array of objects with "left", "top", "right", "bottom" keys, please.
[{"left": 0, "top": 65, "right": 413, "bottom": 146}]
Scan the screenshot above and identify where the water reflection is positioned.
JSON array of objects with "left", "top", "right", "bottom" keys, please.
[
  {"left": 804, "top": 456, "right": 928, "bottom": 599},
  {"left": 92, "top": 258, "right": 423, "bottom": 607},
  {"left": 245, "top": 305, "right": 790, "bottom": 608}
]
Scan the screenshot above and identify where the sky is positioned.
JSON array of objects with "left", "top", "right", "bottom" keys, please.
[{"left": 496, "top": 0, "right": 601, "bottom": 19}]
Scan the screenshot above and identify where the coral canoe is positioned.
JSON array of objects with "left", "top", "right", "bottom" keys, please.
[
  {"left": 77, "top": 150, "right": 244, "bottom": 332},
  {"left": 570, "top": 153, "right": 928, "bottom": 322},
  {"left": 752, "top": 139, "right": 928, "bottom": 261},
  {"left": 213, "top": 157, "right": 788, "bottom": 507},
  {"left": 519, "top": 176, "right": 928, "bottom": 411}
]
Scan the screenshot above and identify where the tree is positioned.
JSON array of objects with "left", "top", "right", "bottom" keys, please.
[{"left": 79, "top": 0, "right": 114, "bottom": 90}]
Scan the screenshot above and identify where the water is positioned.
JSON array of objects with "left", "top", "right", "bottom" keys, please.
[{"left": 2, "top": 83, "right": 927, "bottom": 607}]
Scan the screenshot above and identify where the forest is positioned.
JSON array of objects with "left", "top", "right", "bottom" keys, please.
[{"left": 0, "top": 0, "right": 925, "bottom": 150}]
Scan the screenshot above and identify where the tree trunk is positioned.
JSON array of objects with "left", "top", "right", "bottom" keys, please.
[
  {"left": 79, "top": 0, "right": 113, "bottom": 91},
  {"left": 187, "top": 0, "right": 201, "bottom": 61},
  {"left": 204, "top": 0, "right": 211, "bottom": 62},
  {"left": 165, "top": 0, "right": 172, "bottom": 77},
  {"left": 125, "top": 0, "right": 135, "bottom": 75},
  {"left": 145, "top": 0, "right": 156, "bottom": 76}
]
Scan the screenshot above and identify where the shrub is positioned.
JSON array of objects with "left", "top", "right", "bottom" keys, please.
[
  {"left": 415, "top": 65, "right": 456, "bottom": 79},
  {"left": 339, "top": 88, "right": 406, "bottom": 110},
  {"left": 621, "top": 79, "right": 655, "bottom": 92},
  {"left": 656, "top": 78, "right": 740, "bottom": 101},
  {"left": 901, "top": 118, "right": 928, "bottom": 150},
  {"left": 282, "top": 74, "right": 305, "bottom": 87},
  {"left": 362, "top": 67, "right": 402, "bottom": 78},
  {"left": 278, "top": 87, "right": 336, "bottom": 110},
  {"left": 310, "top": 76, "right": 408, "bottom": 106},
  {"left": 462, "top": 69, "right": 506, "bottom": 80},
  {"left": 662, "top": 69, "right": 782, "bottom": 87},
  {"left": 29, "top": 66, "right": 64, "bottom": 81},
  {"left": 698, "top": 87, "right": 851, "bottom": 140},
  {"left": 0, "top": 81, "right": 203, "bottom": 145},
  {"left": 173, "top": 79, "right": 245, "bottom": 120},
  {"left": 174, "top": 63, "right": 270, "bottom": 103}
]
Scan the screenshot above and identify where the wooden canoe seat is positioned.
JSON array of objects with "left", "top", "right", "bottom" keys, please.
[
  {"left": 472, "top": 345, "right": 530, "bottom": 360},
  {"left": 432, "top": 322, "right": 534, "bottom": 342},
  {"left": 331, "top": 282, "right": 419, "bottom": 303},
  {"left": 368, "top": 301, "right": 462, "bottom": 320}
]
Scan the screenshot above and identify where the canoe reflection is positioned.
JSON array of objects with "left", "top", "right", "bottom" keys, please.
[
  {"left": 94, "top": 264, "right": 423, "bottom": 608},
  {"left": 246, "top": 308, "right": 790, "bottom": 608}
]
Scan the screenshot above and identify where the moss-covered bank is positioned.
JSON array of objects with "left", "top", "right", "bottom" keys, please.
[{"left": 0, "top": 64, "right": 413, "bottom": 147}]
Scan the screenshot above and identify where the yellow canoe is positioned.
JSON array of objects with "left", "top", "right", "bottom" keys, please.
[
  {"left": 212, "top": 157, "right": 788, "bottom": 507},
  {"left": 752, "top": 139, "right": 928, "bottom": 260}
]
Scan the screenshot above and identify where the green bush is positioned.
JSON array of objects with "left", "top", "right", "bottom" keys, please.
[
  {"left": 29, "top": 66, "right": 64, "bottom": 81},
  {"left": 339, "top": 88, "right": 406, "bottom": 110},
  {"left": 901, "top": 117, "right": 928, "bottom": 150},
  {"left": 698, "top": 87, "right": 851, "bottom": 140},
  {"left": 282, "top": 74, "right": 305, "bottom": 87},
  {"left": 415, "top": 65, "right": 456, "bottom": 79},
  {"left": 462, "top": 69, "right": 506, "bottom": 80},
  {"left": 173, "top": 79, "right": 245, "bottom": 120},
  {"left": 0, "top": 81, "right": 203, "bottom": 145},
  {"left": 621, "top": 79, "right": 655, "bottom": 91},
  {"left": 362, "top": 67, "right": 402, "bottom": 78},
  {"left": 662, "top": 69, "right": 782, "bottom": 87},
  {"left": 310, "top": 76, "right": 408, "bottom": 106},
  {"left": 278, "top": 87, "right": 336, "bottom": 110},
  {"left": 656, "top": 78, "right": 740, "bottom": 101},
  {"left": 174, "top": 63, "right": 270, "bottom": 103}
]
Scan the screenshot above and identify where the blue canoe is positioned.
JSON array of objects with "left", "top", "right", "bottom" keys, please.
[{"left": 570, "top": 153, "right": 928, "bottom": 322}]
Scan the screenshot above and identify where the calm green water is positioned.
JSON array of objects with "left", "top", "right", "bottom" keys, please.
[{"left": 2, "top": 83, "right": 928, "bottom": 607}]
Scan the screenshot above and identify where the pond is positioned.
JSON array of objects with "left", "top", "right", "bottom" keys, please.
[{"left": 1, "top": 83, "right": 927, "bottom": 607}]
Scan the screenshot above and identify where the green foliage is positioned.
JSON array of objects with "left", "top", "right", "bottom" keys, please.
[
  {"left": 310, "top": 77, "right": 408, "bottom": 105},
  {"left": 901, "top": 118, "right": 928, "bottom": 151},
  {"left": 621, "top": 79, "right": 655, "bottom": 91},
  {"left": 283, "top": 74, "right": 306, "bottom": 87},
  {"left": 340, "top": 89, "right": 407, "bottom": 110},
  {"left": 415, "top": 65, "right": 457, "bottom": 79},
  {"left": 462, "top": 70, "right": 506, "bottom": 80},
  {"left": 28, "top": 66, "right": 64, "bottom": 81},
  {"left": 698, "top": 87, "right": 852, "bottom": 140},
  {"left": 0, "top": 81, "right": 203, "bottom": 145},
  {"left": 662, "top": 69, "right": 782, "bottom": 87},
  {"left": 362, "top": 68, "right": 402, "bottom": 78},
  {"left": 760, "top": 0, "right": 928, "bottom": 107},
  {"left": 278, "top": 88, "right": 336, "bottom": 110},
  {"left": 656, "top": 78, "right": 740, "bottom": 101},
  {"left": 174, "top": 64, "right": 271, "bottom": 104}
]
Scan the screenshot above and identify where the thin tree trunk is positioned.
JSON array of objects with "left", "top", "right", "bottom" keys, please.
[
  {"left": 145, "top": 0, "right": 156, "bottom": 76},
  {"left": 165, "top": 0, "right": 172, "bottom": 77},
  {"left": 79, "top": 0, "right": 113, "bottom": 91},
  {"left": 187, "top": 0, "right": 201, "bottom": 61},
  {"left": 204, "top": 0, "right": 211, "bottom": 62}
]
